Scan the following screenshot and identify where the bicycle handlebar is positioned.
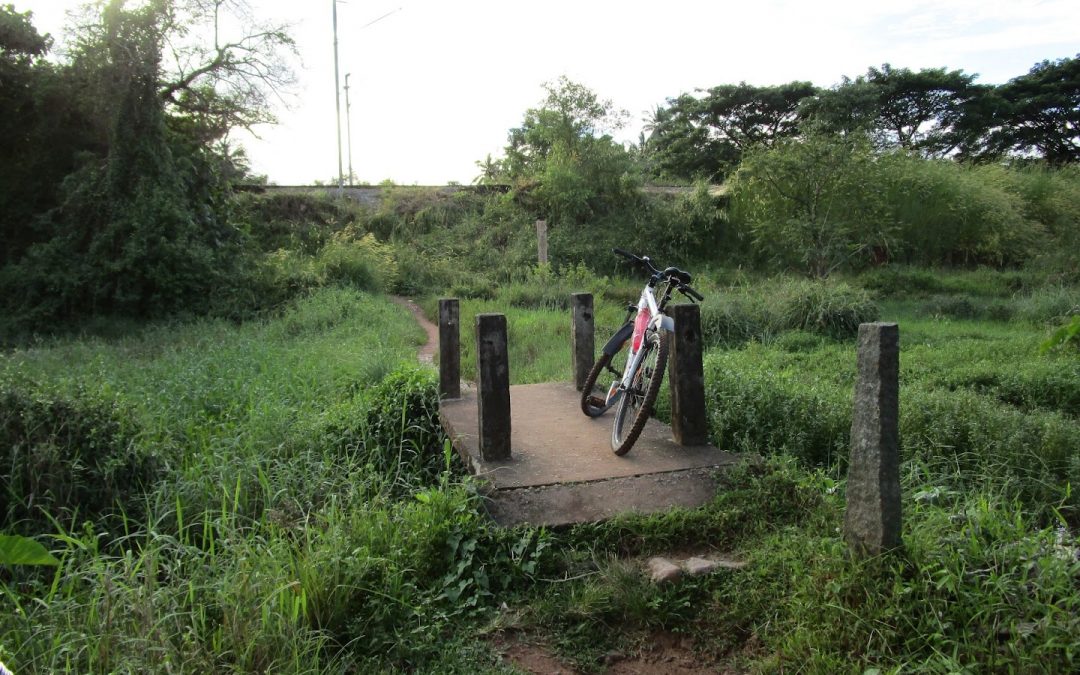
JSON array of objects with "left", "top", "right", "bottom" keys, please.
[
  {"left": 681, "top": 285, "right": 705, "bottom": 302},
  {"left": 611, "top": 248, "right": 705, "bottom": 302}
]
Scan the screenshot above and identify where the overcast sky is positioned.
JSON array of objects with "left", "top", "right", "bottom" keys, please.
[{"left": 16, "top": 0, "right": 1080, "bottom": 185}]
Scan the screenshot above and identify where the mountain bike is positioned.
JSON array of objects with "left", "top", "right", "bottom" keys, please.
[{"left": 581, "top": 248, "right": 704, "bottom": 455}]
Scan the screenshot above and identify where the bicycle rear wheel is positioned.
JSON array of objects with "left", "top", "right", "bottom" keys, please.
[
  {"left": 581, "top": 336, "right": 629, "bottom": 417},
  {"left": 611, "top": 329, "right": 668, "bottom": 455}
]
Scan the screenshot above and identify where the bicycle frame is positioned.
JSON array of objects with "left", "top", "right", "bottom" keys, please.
[{"left": 604, "top": 283, "right": 675, "bottom": 408}]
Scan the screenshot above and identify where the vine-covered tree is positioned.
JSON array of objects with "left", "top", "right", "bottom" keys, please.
[{"left": 1, "top": 0, "right": 297, "bottom": 324}]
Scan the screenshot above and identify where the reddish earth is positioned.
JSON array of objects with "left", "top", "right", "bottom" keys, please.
[
  {"left": 491, "top": 631, "right": 743, "bottom": 675},
  {"left": 391, "top": 295, "right": 438, "bottom": 364}
]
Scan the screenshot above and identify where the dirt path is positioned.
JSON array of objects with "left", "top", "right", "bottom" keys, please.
[{"left": 390, "top": 295, "right": 438, "bottom": 365}]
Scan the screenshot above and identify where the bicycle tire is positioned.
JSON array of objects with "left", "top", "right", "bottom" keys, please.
[
  {"left": 580, "top": 337, "right": 629, "bottom": 417},
  {"left": 611, "top": 330, "right": 668, "bottom": 456}
]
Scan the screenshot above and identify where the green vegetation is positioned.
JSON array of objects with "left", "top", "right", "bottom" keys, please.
[{"left": 2, "top": 4, "right": 1079, "bottom": 672}]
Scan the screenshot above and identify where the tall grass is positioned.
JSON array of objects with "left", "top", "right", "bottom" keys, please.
[{"left": 0, "top": 287, "right": 550, "bottom": 672}]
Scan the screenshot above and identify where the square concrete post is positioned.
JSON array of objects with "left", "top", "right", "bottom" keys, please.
[
  {"left": 844, "top": 322, "right": 902, "bottom": 557},
  {"left": 536, "top": 220, "right": 548, "bottom": 264},
  {"left": 571, "top": 293, "right": 594, "bottom": 391},
  {"left": 438, "top": 298, "right": 460, "bottom": 400},
  {"left": 476, "top": 313, "right": 511, "bottom": 460},
  {"left": 669, "top": 303, "right": 708, "bottom": 445}
]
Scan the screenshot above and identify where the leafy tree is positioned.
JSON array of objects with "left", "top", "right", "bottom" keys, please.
[
  {"left": 500, "top": 77, "right": 640, "bottom": 227},
  {"left": 646, "top": 81, "right": 818, "bottom": 181},
  {"left": 804, "top": 64, "right": 983, "bottom": 157},
  {"left": 984, "top": 55, "right": 1080, "bottom": 164},
  {"left": 503, "top": 75, "right": 629, "bottom": 180}
]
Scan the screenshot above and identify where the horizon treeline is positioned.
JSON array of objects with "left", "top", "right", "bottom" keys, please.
[{"left": 2, "top": 2, "right": 1079, "bottom": 332}]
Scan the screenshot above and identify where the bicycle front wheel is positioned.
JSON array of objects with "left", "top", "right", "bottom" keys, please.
[{"left": 611, "top": 329, "right": 668, "bottom": 456}]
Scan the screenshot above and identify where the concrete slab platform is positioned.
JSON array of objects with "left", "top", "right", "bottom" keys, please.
[{"left": 440, "top": 382, "right": 748, "bottom": 526}]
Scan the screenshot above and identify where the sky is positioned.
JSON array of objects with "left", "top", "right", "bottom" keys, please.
[{"left": 15, "top": 0, "right": 1080, "bottom": 186}]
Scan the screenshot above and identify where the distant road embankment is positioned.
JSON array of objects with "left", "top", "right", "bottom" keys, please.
[{"left": 236, "top": 183, "right": 726, "bottom": 207}]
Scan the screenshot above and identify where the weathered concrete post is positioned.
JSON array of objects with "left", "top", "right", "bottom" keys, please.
[
  {"left": 476, "top": 313, "right": 512, "bottom": 460},
  {"left": 844, "top": 322, "right": 902, "bottom": 557},
  {"left": 571, "top": 293, "right": 594, "bottom": 391},
  {"left": 438, "top": 298, "right": 460, "bottom": 400},
  {"left": 536, "top": 220, "right": 548, "bottom": 264},
  {"left": 669, "top": 303, "right": 708, "bottom": 445}
]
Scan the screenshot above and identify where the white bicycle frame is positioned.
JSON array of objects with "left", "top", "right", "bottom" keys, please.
[{"left": 604, "top": 283, "right": 675, "bottom": 407}]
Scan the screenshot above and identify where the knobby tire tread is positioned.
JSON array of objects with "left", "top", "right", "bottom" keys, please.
[
  {"left": 580, "top": 351, "right": 614, "bottom": 417},
  {"left": 611, "top": 332, "right": 668, "bottom": 456}
]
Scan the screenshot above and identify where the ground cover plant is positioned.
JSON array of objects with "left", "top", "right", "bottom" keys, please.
[
  {"left": 3, "top": 10, "right": 1079, "bottom": 667},
  {"left": 3, "top": 264, "right": 1079, "bottom": 672},
  {"left": 415, "top": 267, "right": 1080, "bottom": 672},
  {"left": 0, "top": 288, "right": 551, "bottom": 672}
]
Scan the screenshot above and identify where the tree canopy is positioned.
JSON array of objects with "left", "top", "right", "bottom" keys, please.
[
  {"left": 0, "top": 0, "right": 297, "bottom": 324},
  {"left": 646, "top": 81, "right": 818, "bottom": 181}
]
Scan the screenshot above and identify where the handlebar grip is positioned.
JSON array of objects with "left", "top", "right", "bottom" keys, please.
[
  {"left": 684, "top": 286, "right": 705, "bottom": 302},
  {"left": 612, "top": 247, "right": 637, "bottom": 261}
]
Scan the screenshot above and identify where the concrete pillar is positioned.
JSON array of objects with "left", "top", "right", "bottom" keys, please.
[
  {"left": 476, "top": 313, "right": 511, "bottom": 460},
  {"left": 438, "top": 298, "right": 460, "bottom": 400},
  {"left": 571, "top": 293, "right": 594, "bottom": 391},
  {"left": 536, "top": 220, "right": 548, "bottom": 264},
  {"left": 844, "top": 322, "right": 902, "bottom": 557},
  {"left": 669, "top": 303, "right": 708, "bottom": 445}
]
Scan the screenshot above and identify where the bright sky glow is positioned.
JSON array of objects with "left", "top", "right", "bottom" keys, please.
[{"left": 16, "top": 0, "right": 1080, "bottom": 185}]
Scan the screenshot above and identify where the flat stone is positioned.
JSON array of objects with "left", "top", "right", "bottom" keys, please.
[
  {"left": 442, "top": 383, "right": 740, "bottom": 487},
  {"left": 647, "top": 557, "right": 682, "bottom": 583},
  {"left": 682, "top": 556, "right": 747, "bottom": 575}
]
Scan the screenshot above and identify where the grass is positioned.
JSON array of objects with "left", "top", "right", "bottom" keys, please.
[
  {"left": 3, "top": 268, "right": 1079, "bottom": 673},
  {"left": 0, "top": 287, "right": 539, "bottom": 672}
]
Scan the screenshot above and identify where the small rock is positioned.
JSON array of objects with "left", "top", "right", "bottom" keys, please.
[
  {"left": 713, "top": 559, "right": 748, "bottom": 570},
  {"left": 600, "top": 650, "right": 625, "bottom": 665},
  {"left": 647, "top": 556, "right": 682, "bottom": 583},
  {"left": 683, "top": 556, "right": 719, "bottom": 576}
]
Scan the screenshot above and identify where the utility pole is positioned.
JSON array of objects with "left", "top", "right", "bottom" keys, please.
[
  {"left": 345, "top": 73, "right": 353, "bottom": 186},
  {"left": 332, "top": 0, "right": 343, "bottom": 196}
]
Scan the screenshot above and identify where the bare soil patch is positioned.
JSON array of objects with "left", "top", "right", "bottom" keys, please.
[
  {"left": 491, "top": 630, "right": 742, "bottom": 674},
  {"left": 390, "top": 295, "right": 437, "bottom": 364}
]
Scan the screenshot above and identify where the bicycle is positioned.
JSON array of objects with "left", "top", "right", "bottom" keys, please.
[{"left": 580, "top": 248, "right": 704, "bottom": 455}]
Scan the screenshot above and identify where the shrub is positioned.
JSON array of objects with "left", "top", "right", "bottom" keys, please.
[
  {"left": 234, "top": 191, "right": 358, "bottom": 254},
  {"left": 729, "top": 133, "right": 890, "bottom": 277},
  {"left": 1041, "top": 315, "right": 1080, "bottom": 354},
  {"left": 0, "top": 384, "right": 157, "bottom": 532},
  {"left": 699, "top": 277, "right": 878, "bottom": 346},
  {"left": 317, "top": 228, "right": 398, "bottom": 292},
  {"left": 703, "top": 342, "right": 1080, "bottom": 520},
  {"left": 318, "top": 364, "right": 445, "bottom": 495},
  {"left": 879, "top": 155, "right": 1041, "bottom": 266}
]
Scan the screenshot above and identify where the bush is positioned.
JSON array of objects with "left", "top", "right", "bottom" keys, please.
[
  {"left": 699, "top": 277, "right": 878, "bottom": 346},
  {"left": 879, "top": 155, "right": 1041, "bottom": 266},
  {"left": 0, "top": 384, "right": 157, "bottom": 532},
  {"left": 235, "top": 191, "right": 358, "bottom": 254},
  {"left": 856, "top": 265, "right": 1032, "bottom": 299},
  {"left": 729, "top": 133, "right": 889, "bottom": 277},
  {"left": 703, "top": 341, "right": 1080, "bottom": 520},
  {"left": 318, "top": 364, "right": 446, "bottom": 495}
]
